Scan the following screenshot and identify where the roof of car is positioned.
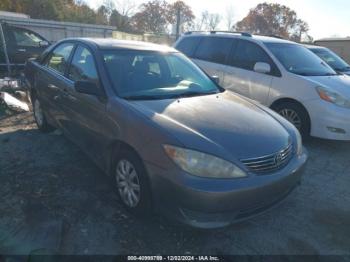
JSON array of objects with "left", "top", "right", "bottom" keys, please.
[
  {"left": 66, "top": 38, "right": 177, "bottom": 52},
  {"left": 181, "top": 32, "right": 296, "bottom": 44}
]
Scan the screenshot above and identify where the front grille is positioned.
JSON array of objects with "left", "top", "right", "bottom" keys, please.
[{"left": 241, "top": 143, "right": 293, "bottom": 174}]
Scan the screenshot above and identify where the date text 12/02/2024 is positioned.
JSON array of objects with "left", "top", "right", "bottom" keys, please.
[{"left": 127, "top": 256, "right": 220, "bottom": 261}]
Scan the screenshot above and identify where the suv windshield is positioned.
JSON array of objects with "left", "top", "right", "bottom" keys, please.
[
  {"left": 103, "top": 51, "right": 222, "bottom": 100},
  {"left": 266, "top": 43, "right": 337, "bottom": 76},
  {"left": 310, "top": 48, "right": 350, "bottom": 72}
]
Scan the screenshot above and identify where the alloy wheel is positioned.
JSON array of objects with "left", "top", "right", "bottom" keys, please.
[
  {"left": 278, "top": 108, "right": 302, "bottom": 130},
  {"left": 115, "top": 159, "right": 141, "bottom": 208}
]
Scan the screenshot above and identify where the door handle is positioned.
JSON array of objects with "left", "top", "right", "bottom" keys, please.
[
  {"left": 17, "top": 49, "right": 26, "bottom": 52},
  {"left": 61, "top": 88, "right": 77, "bottom": 101}
]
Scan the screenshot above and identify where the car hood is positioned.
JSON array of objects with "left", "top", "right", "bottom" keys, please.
[
  {"left": 128, "top": 91, "right": 290, "bottom": 160},
  {"left": 306, "top": 74, "right": 350, "bottom": 97}
]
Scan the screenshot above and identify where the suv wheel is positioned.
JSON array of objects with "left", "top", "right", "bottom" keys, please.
[
  {"left": 273, "top": 102, "right": 310, "bottom": 138},
  {"left": 33, "top": 97, "right": 55, "bottom": 133},
  {"left": 113, "top": 149, "right": 152, "bottom": 216}
]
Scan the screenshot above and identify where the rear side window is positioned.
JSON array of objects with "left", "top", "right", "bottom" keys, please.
[
  {"left": 68, "top": 46, "right": 98, "bottom": 83},
  {"left": 46, "top": 43, "right": 74, "bottom": 75},
  {"left": 176, "top": 37, "right": 201, "bottom": 57},
  {"left": 194, "top": 37, "right": 233, "bottom": 64},
  {"left": 231, "top": 40, "right": 279, "bottom": 76}
]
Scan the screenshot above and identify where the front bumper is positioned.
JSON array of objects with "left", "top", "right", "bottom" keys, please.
[
  {"left": 146, "top": 151, "right": 308, "bottom": 229},
  {"left": 306, "top": 99, "right": 350, "bottom": 140}
]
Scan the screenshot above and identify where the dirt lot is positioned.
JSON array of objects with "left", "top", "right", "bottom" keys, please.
[{"left": 0, "top": 111, "right": 349, "bottom": 255}]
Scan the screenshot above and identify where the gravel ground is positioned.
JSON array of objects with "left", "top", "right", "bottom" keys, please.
[{"left": 0, "top": 111, "right": 349, "bottom": 255}]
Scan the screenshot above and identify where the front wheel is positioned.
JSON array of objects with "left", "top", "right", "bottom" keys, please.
[
  {"left": 113, "top": 149, "right": 152, "bottom": 217},
  {"left": 32, "top": 97, "right": 55, "bottom": 133},
  {"left": 273, "top": 102, "right": 310, "bottom": 138}
]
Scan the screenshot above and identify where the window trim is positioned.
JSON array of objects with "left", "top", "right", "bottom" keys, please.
[{"left": 230, "top": 39, "right": 282, "bottom": 77}]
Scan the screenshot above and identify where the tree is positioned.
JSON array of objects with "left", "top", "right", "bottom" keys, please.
[
  {"left": 131, "top": 0, "right": 169, "bottom": 34},
  {"left": 167, "top": 1, "right": 195, "bottom": 33},
  {"left": 207, "top": 13, "right": 221, "bottom": 30},
  {"left": 191, "top": 11, "right": 221, "bottom": 31},
  {"left": 96, "top": 5, "right": 109, "bottom": 25},
  {"left": 235, "top": 2, "right": 311, "bottom": 42},
  {"left": 224, "top": 5, "right": 235, "bottom": 30}
]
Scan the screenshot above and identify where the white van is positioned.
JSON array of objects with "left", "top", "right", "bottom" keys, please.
[{"left": 174, "top": 32, "right": 350, "bottom": 140}]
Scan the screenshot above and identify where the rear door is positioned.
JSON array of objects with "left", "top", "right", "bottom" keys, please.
[
  {"left": 35, "top": 42, "right": 75, "bottom": 123},
  {"left": 222, "top": 39, "right": 280, "bottom": 105},
  {"left": 192, "top": 37, "right": 236, "bottom": 85}
]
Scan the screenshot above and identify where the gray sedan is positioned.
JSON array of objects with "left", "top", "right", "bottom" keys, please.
[{"left": 25, "top": 38, "right": 308, "bottom": 228}]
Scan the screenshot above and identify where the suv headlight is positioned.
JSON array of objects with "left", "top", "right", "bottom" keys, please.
[
  {"left": 164, "top": 145, "right": 247, "bottom": 179},
  {"left": 316, "top": 86, "right": 350, "bottom": 108}
]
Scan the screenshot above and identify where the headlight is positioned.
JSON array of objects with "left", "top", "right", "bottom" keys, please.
[
  {"left": 295, "top": 129, "right": 303, "bottom": 156},
  {"left": 316, "top": 86, "right": 350, "bottom": 108},
  {"left": 164, "top": 145, "right": 247, "bottom": 179}
]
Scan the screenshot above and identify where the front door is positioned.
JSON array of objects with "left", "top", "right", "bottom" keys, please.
[
  {"left": 222, "top": 39, "right": 278, "bottom": 105},
  {"left": 59, "top": 44, "right": 112, "bottom": 165}
]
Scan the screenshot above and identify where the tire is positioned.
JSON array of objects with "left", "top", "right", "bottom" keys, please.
[
  {"left": 273, "top": 102, "right": 310, "bottom": 139},
  {"left": 32, "top": 96, "right": 55, "bottom": 133},
  {"left": 112, "top": 148, "right": 152, "bottom": 217}
]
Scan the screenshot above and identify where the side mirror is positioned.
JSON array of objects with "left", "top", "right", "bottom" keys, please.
[
  {"left": 75, "top": 80, "right": 104, "bottom": 97},
  {"left": 254, "top": 62, "right": 271, "bottom": 74},
  {"left": 39, "top": 40, "right": 50, "bottom": 47},
  {"left": 211, "top": 75, "right": 220, "bottom": 84}
]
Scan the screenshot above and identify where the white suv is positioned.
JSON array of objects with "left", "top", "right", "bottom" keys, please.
[{"left": 174, "top": 31, "right": 350, "bottom": 140}]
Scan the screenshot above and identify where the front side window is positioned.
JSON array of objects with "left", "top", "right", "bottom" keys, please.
[
  {"left": 103, "top": 51, "right": 222, "bottom": 100},
  {"left": 12, "top": 27, "right": 46, "bottom": 47},
  {"left": 310, "top": 48, "right": 350, "bottom": 72},
  {"left": 266, "top": 43, "right": 337, "bottom": 76},
  {"left": 232, "top": 40, "right": 273, "bottom": 71},
  {"left": 46, "top": 43, "right": 74, "bottom": 75},
  {"left": 194, "top": 37, "right": 233, "bottom": 64},
  {"left": 68, "top": 46, "right": 98, "bottom": 83}
]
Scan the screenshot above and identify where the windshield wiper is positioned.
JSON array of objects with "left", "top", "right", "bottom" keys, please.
[
  {"left": 123, "top": 95, "right": 164, "bottom": 101},
  {"left": 169, "top": 91, "right": 219, "bottom": 99}
]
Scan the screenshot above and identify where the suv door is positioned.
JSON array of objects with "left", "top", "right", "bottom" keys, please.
[
  {"left": 36, "top": 42, "right": 75, "bottom": 124},
  {"left": 223, "top": 39, "right": 280, "bottom": 105},
  {"left": 4, "top": 25, "right": 48, "bottom": 68},
  {"left": 192, "top": 37, "right": 235, "bottom": 85}
]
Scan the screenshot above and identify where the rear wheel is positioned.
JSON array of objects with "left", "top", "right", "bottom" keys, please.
[
  {"left": 32, "top": 97, "right": 55, "bottom": 133},
  {"left": 113, "top": 149, "right": 152, "bottom": 217},
  {"left": 273, "top": 102, "right": 310, "bottom": 138}
]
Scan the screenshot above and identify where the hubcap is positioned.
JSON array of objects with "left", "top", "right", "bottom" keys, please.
[
  {"left": 115, "top": 159, "right": 141, "bottom": 208},
  {"left": 279, "top": 108, "right": 302, "bottom": 130},
  {"left": 34, "top": 99, "right": 44, "bottom": 127}
]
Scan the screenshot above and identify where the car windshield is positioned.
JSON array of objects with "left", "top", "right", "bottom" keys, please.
[
  {"left": 266, "top": 43, "right": 337, "bottom": 76},
  {"left": 310, "top": 48, "right": 350, "bottom": 72},
  {"left": 103, "top": 50, "right": 222, "bottom": 100}
]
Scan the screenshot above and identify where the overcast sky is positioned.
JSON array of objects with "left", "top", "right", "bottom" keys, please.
[{"left": 86, "top": 0, "right": 350, "bottom": 39}]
